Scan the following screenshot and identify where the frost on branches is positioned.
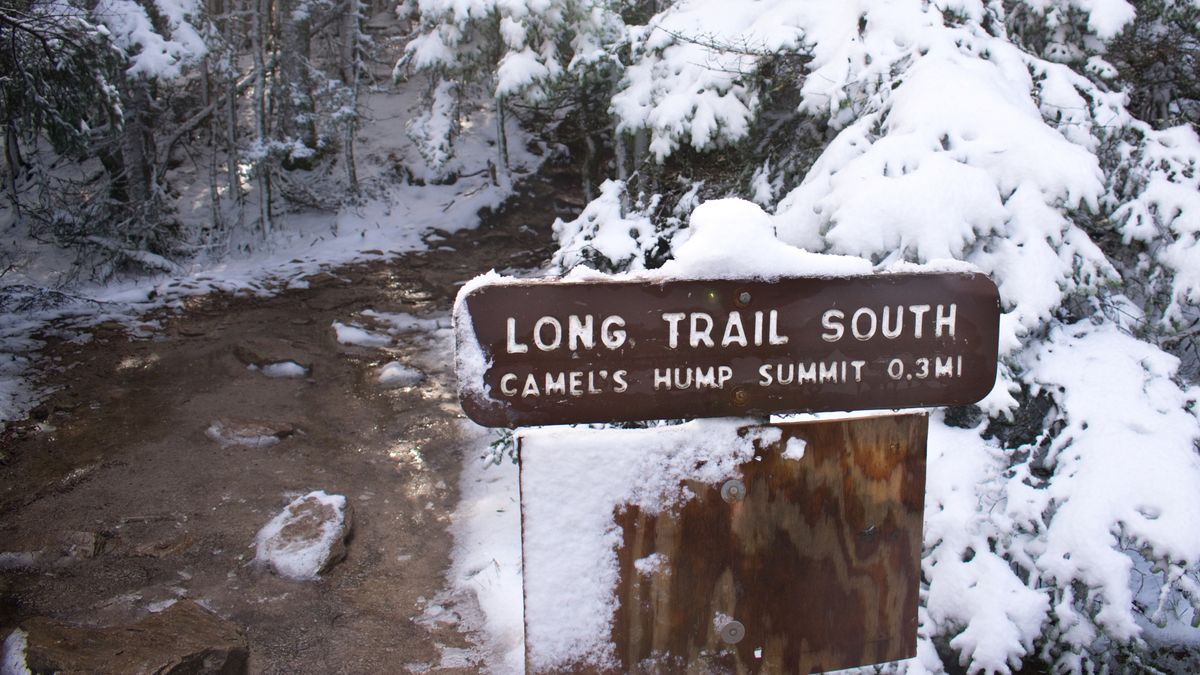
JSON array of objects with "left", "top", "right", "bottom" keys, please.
[
  {"left": 398, "top": 0, "right": 627, "bottom": 174},
  {"left": 500, "top": 0, "right": 1200, "bottom": 672}
]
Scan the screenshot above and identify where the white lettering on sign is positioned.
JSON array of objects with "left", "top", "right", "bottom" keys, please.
[
  {"left": 495, "top": 351, "right": 968, "bottom": 399},
  {"left": 500, "top": 369, "right": 630, "bottom": 397},
  {"left": 722, "top": 312, "right": 747, "bottom": 347},
  {"left": 506, "top": 318, "right": 528, "bottom": 354},
  {"left": 758, "top": 360, "right": 867, "bottom": 386},
  {"left": 653, "top": 366, "right": 734, "bottom": 391},
  {"left": 533, "top": 317, "right": 562, "bottom": 351},
  {"left": 662, "top": 311, "right": 788, "bottom": 349},
  {"left": 601, "top": 316, "right": 627, "bottom": 349},
  {"left": 506, "top": 314, "right": 628, "bottom": 353},
  {"left": 568, "top": 315, "right": 594, "bottom": 350},
  {"left": 935, "top": 304, "right": 956, "bottom": 337},
  {"left": 690, "top": 313, "right": 714, "bottom": 348},
  {"left": 885, "top": 356, "right": 962, "bottom": 380},
  {"left": 491, "top": 297, "right": 976, "bottom": 401},
  {"left": 821, "top": 304, "right": 957, "bottom": 343}
]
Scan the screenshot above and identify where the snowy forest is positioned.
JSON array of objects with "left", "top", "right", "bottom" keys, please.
[{"left": 2, "top": 0, "right": 1200, "bottom": 673}]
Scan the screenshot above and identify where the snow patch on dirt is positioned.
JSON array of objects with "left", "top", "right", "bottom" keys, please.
[
  {"left": 1, "top": 629, "right": 31, "bottom": 675},
  {"left": 332, "top": 321, "right": 391, "bottom": 347},
  {"left": 446, "top": 421, "right": 525, "bottom": 674},
  {"left": 378, "top": 362, "right": 425, "bottom": 388},
  {"left": 255, "top": 491, "right": 352, "bottom": 581}
]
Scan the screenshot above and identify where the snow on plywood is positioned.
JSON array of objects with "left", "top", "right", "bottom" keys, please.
[{"left": 519, "top": 421, "right": 781, "bottom": 671}]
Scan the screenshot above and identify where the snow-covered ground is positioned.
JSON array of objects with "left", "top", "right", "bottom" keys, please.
[{"left": 0, "top": 79, "right": 546, "bottom": 427}]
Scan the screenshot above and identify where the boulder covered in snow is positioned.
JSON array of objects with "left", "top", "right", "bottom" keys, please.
[
  {"left": 331, "top": 321, "right": 391, "bottom": 348},
  {"left": 205, "top": 418, "right": 297, "bottom": 448},
  {"left": 255, "top": 491, "right": 352, "bottom": 580},
  {"left": 377, "top": 361, "right": 425, "bottom": 388},
  {"left": 254, "top": 361, "right": 310, "bottom": 378},
  {"left": 14, "top": 600, "right": 247, "bottom": 674},
  {"left": 233, "top": 337, "right": 313, "bottom": 371}
]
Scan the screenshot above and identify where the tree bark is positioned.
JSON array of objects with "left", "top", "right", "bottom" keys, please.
[
  {"left": 252, "top": 0, "right": 273, "bottom": 234},
  {"left": 121, "top": 79, "right": 157, "bottom": 209},
  {"left": 3, "top": 119, "right": 23, "bottom": 218},
  {"left": 276, "top": 0, "right": 317, "bottom": 166},
  {"left": 342, "top": 0, "right": 360, "bottom": 191}
]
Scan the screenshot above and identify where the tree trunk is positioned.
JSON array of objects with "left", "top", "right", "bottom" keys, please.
[
  {"left": 3, "top": 119, "right": 23, "bottom": 219},
  {"left": 276, "top": 0, "right": 317, "bottom": 167},
  {"left": 611, "top": 124, "right": 627, "bottom": 211},
  {"left": 252, "top": 0, "right": 273, "bottom": 234},
  {"left": 496, "top": 96, "right": 510, "bottom": 172},
  {"left": 342, "top": 0, "right": 360, "bottom": 191},
  {"left": 226, "top": 49, "right": 242, "bottom": 208},
  {"left": 122, "top": 79, "right": 157, "bottom": 209}
]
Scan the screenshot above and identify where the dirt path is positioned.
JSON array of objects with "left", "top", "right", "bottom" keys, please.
[{"left": 0, "top": 167, "right": 570, "bottom": 673}]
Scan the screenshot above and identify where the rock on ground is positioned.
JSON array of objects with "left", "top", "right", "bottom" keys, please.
[
  {"left": 17, "top": 600, "right": 248, "bottom": 674},
  {"left": 255, "top": 491, "right": 353, "bottom": 580},
  {"left": 232, "top": 337, "right": 314, "bottom": 371},
  {"left": 205, "top": 418, "right": 297, "bottom": 448},
  {"left": 377, "top": 361, "right": 425, "bottom": 388}
]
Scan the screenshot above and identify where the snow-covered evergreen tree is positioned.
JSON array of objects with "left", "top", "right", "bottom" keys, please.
[
  {"left": 540, "top": 0, "right": 1200, "bottom": 671},
  {"left": 0, "top": 0, "right": 395, "bottom": 278},
  {"left": 1, "top": 0, "right": 208, "bottom": 277},
  {"left": 397, "top": 0, "right": 628, "bottom": 185}
]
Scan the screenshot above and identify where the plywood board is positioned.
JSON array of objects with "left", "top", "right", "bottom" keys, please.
[{"left": 519, "top": 414, "right": 927, "bottom": 674}]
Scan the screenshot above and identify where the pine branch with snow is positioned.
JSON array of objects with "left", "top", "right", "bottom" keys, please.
[{"left": 526, "top": 1, "right": 1200, "bottom": 671}]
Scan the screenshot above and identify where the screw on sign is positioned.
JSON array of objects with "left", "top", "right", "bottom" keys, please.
[
  {"left": 720, "top": 620, "right": 747, "bottom": 645},
  {"left": 720, "top": 479, "right": 746, "bottom": 503},
  {"left": 454, "top": 272, "right": 1001, "bottom": 427}
]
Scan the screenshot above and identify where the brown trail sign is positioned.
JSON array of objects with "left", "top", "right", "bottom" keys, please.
[
  {"left": 455, "top": 272, "right": 1000, "bottom": 427},
  {"left": 454, "top": 271, "right": 1001, "bottom": 674}
]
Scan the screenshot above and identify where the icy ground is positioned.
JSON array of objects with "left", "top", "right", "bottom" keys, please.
[{"left": 0, "top": 100, "right": 566, "bottom": 670}]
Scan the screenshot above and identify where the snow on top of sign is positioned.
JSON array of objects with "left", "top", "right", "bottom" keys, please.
[
  {"left": 883, "top": 258, "right": 981, "bottom": 275},
  {"left": 658, "top": 198, "right": 873, "bottom": 279},
  {"left": 519, "top": 420, "right": 782, "bottom": 671},
  {"left": 456, "top": 198, "right": 978, "bottom": 295},
  {"left": 452, "top": 272, "right": 500, "bottom": 403}
]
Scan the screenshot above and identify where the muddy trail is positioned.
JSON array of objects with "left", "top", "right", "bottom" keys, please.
[{"left": 0, "top": 165, "right": 577, "bottom": 673}]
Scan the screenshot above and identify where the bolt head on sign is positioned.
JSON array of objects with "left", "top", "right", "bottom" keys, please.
[{"left": 453, "top": 272, "right": 1001, "bottom": 427}]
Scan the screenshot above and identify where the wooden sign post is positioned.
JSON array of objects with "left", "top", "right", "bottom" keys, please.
[
  {"left": 454, "top": 272, "right": 1001, "bottom": 674},
  {"left": 608, "top": 415, "right": 926, "bottom": 673}
]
